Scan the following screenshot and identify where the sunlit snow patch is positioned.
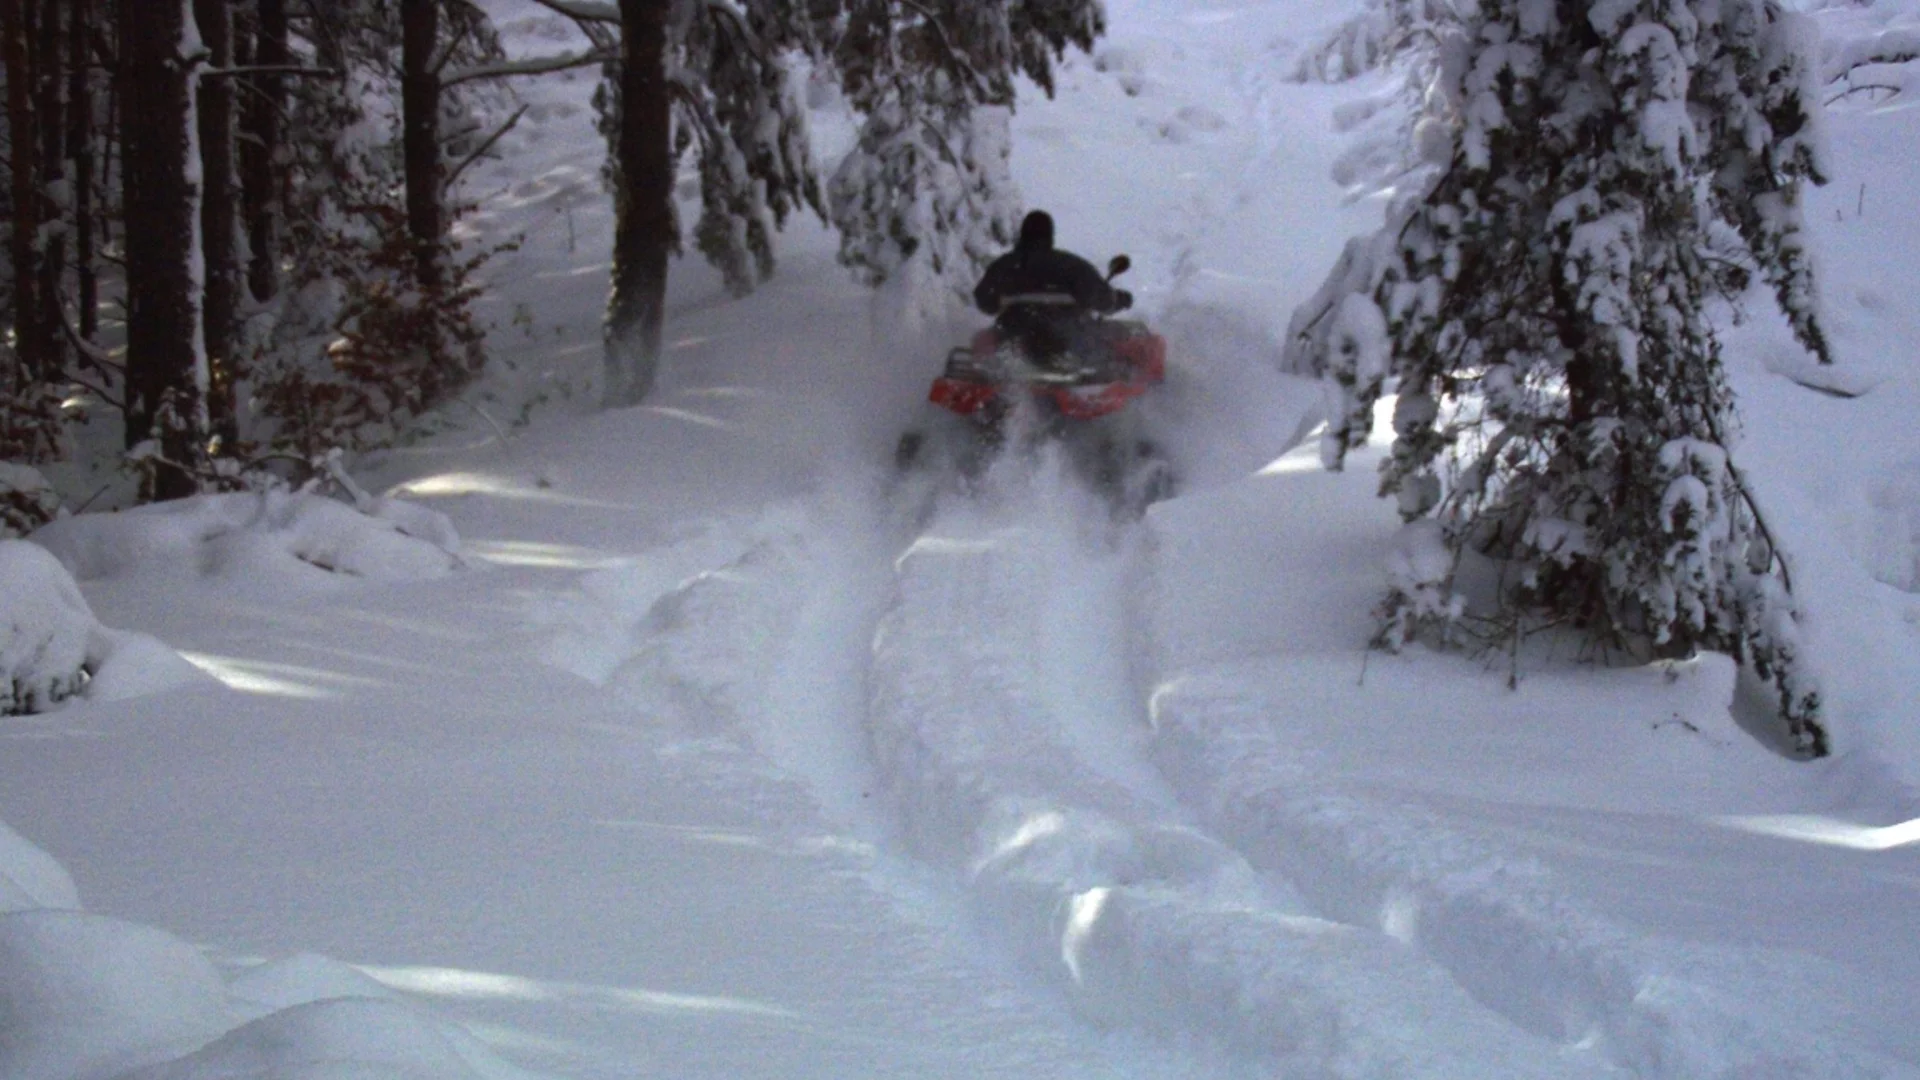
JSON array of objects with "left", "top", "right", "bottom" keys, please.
[
  {"left": 464, "top": 539, "right": 627, "bottom": 570},
  {"left": 1713, "top": 813, "right": 1920, "bottom": 851},
  {"left": 362, "top": 963, "right": 799, "bottom": 1020},
  {"left": 392, "top": 470, "right": 636, "bottom": 511},
  {"left": 175, "top": 652, "right": 382, "bottom": 701}
]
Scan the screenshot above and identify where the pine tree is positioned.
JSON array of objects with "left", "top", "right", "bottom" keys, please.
[
  {"left": 1284, "top": 0, "right": 1466, "bottom": 215},
  {"left": 119, "top": 0, "right": 207, "bottom": 501},
  {"left": 195, "top": 0, "right": 240, "bottom": 449},
  {"left": 1300, "top": 0, "right": 1832, "bottom": 754},
  {"left": 249, "top": 0, "right": 508, "bottom": 459},
  {"left": 828, "top": 0, "right": 1104, "bottom": 314},
  {"left": 585, "top": 0, "right": 1107, "bottom": 404},
  {"left": 592, "top": 0, "right": 824, "bottom": 406},
  {"left": 238, "top": 0, "right": 287, "bottom": 304}
]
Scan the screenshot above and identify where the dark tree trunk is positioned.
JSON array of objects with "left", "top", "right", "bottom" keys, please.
[
  {"left": 239, "top": 0, "right": 284, "bottom": 302},
  {"left": 604, "top": 0, "right": 672, "bottom": 408},
  {"left": 69, "top": 0, "right": 96, "bottom": 341},
  {"left": 33, "top": 0, "right": 66, "bottom": 383},
  {"left": 194, "top": 0, "right": 238, "bottom": 447},
  {"left": 5, "top": 0, "right": 43, "bottom": 390},
  {"left": 119, "top": 0, "right": 203, "bottom": 500},
  {"left": 401, "top": 0, "right": 442, "bottom": 293}
]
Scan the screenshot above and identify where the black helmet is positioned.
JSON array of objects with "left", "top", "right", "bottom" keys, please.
[{"left": 1017, "top": 210, "right": 1055, "bottom": 251}]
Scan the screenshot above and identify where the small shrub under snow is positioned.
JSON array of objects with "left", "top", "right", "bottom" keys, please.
[
  {"left": 29, "top": 487, "right": 464, "bottom": 588},
  {"left": 1, "top": 541, "right": 103, "bottom": 717},
  {"left": 0, "top": 463, "right": 61, "bottom": 540}
]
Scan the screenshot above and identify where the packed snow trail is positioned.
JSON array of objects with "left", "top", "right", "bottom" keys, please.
[{"left": 854, "top": 455, "right": 1622, "bottom": 1078}]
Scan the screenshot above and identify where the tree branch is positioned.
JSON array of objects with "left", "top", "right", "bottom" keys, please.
[
  {"left": 198, "top": 64, "right": 343, "bottom": 79},
  {"left": 443, "top": 104, "right": 528, "bottom": 192},
  {"left": 896, "top": 0, "right": 991, "bottom": 100},
  {"left": 1825, "top": 82, "right": 1902, "bottom": 106},
  {"left": 442, "top": 48, "right": 615, "bottom": 87},
  {"left": 54, "top": 295, "right": 120, "bottom": 379},
  {"left": 431, "top": 14, "right": 477, "bottom": 76}
]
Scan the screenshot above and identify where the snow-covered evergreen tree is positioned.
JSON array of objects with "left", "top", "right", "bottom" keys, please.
[
  {"left": 1300, "top": 0, "right": 1834, "bottom": 753},
  {"left": 828, "top": 86, "right": 1019, "bottom": 321},
  {"left": 1288, "top": 0, "right": 1470, "bottom": 210},
  {"left": 591, "top": 0, "right": 823, "bottom": 300},
  {"left": 828, "top": 0, "right": 1105, "bottom": 312},
  {"left": 1292, "top": 0, "right": 1469, "bottom": 83},
  {"left": 587, "top": 0, "right": 825, "bottom": 404}
]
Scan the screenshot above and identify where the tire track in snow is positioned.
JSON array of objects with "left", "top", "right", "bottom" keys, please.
[
  {"left": 529, "top": 482, "right": 1212, "bottom": 1080},
  {"left": 862, "top": 459, "right": 1617, "bottom": 1077},
  {"left": 1142, "top": 618, "right": 1920, "bottom": 1079}
]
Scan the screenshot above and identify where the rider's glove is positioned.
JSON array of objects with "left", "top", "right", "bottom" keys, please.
[{"left": 1114, "top": 289, "right": 1134, "bottom": 311}]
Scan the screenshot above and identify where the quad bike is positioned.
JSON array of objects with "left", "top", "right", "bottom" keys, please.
[{"left": 895, "top": 256, "right": 1176, "bottom": 514}]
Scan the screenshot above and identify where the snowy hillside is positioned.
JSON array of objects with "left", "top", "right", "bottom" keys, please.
[{"left": 6, "top": 0, "right": 1920, "bottom": 1077}]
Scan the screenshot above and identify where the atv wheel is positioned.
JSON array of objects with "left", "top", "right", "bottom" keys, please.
[
  {"left": 1116, "top": 440, "right": 1176, "bottom": 519},
  {"left": 895, "top": 431, "right": 926, "bottom": 471}
]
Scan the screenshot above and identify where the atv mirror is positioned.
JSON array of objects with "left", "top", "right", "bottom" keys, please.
[{"left": 1107, "top": 255, "right": 1131, "bottom": 279}]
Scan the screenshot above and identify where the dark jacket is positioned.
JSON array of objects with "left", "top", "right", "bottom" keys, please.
[{"left": 974, "top": 247, "right": 1123, "bottom": 317}]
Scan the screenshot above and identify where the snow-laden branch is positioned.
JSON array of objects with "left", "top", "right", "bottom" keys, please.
[
  {"left": 442, "top": 49, "right": 616, "bottom": 88},
  {"left": 1827, "top": 27, "right": 1920, "bottom": 80},
  {"left": 198, "top": 64, "right": 342, "bottom": 80},
  {"left": 896, "top": 0, "right": 990, "bottom": 99}
]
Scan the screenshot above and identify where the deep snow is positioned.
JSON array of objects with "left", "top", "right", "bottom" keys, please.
[{"left": 7, "top": 0, "right": 1920, "bottom": 1077}]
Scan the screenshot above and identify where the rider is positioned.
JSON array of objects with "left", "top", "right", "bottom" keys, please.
[{"left": 974, "top": 211, "right": 1132, "bottom": 366}]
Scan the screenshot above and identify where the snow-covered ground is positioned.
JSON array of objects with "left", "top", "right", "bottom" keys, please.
[{"left": 7, "top": 0, "right": 1920, "bottom": 1076}]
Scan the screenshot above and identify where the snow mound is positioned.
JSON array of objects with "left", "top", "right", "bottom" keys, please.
[
  {"left": 1, "top": 461, "right": 61, "bottom": 538},
  {"left": 0, "top": 821, "right": 79, "bottom": 914},
  {"left": 1869, "top": 462, "right": 1920, "bottom": 593},
  {"left": 0, "top": 539, "right": 203, "bottom": 715},
  {"left": 530, "top": 512, "right": 772, "bottom": 686},
  {"left": 0, "top": 829, "right": 550, "bottom": 1080},
  {"left": 1141, "top": 451, "right": 1920, "bottom": 1078},
  {"left": 0, "top": 908, "right": 232, "bottom": 1080},
  {"left": 229, "top": 952, "right": 406, "bottom": 1015},
  {"left": 2, "top": 539, "right": 98, "bottom": 715},
  {"left": 117, "top": 996, "right": 543, "bottom": 1080},
  {"left": 1145, "top": 667, "right": 1910, "bottom": 1079},
  {"left": 30, "top": 489, "right": 463, "bottom": 592}
]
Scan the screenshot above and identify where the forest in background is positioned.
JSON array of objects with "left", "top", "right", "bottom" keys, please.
[{"left": 0, "top": 0, "right": 1102, "bottom": 511}]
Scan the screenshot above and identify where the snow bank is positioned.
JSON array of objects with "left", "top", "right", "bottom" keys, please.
[
  {"left": 30, "top": 489, "right": 463, "bottom": 593},
  {"left": 0, "top": 908, "right": 232, "bottom": 1080},
  {"left": 118, "top": 996, "right": 544, "bottom": 1080},
  {"left": 0, "top": 820, "right": 78, "bottom": 914},
  {"left": 1143, "top": 657, "right": 1908, "bottom": 1079},
  {"left": 1139, "top": 433, "right": 1919, "bottom": 1078},
  {"left": 0, "top": 821, "right": 550, "bottom": 1080},
  {"left": 1, "top": 539, "right": 204, "bottom": 716}
]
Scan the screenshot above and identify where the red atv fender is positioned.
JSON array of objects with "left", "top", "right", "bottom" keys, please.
[{"left": 929, "top": 325, "right": 1168, "bottom": 422}]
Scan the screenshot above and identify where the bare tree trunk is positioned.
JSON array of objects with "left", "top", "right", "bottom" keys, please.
[
  {"left": 69, "top": 0, "right": 96, "bottom": 341},
  {"left": 240, "top": 0, "right": 284, "bottom": 302},
  {"left": 33, "top": 0, "right": 66, "bottom": 384},
  {"left": 5, "top": 0, "right": 43, "bottom": 391},
  {"left": 401, "top": 0, "right": 442, "bottom": 294},
  {"left": 120, "top": 0, "right": 204, "bottom": 500},
  {"left": 604, "top": 0, "right": 672, "bottom": 408},
  {"left": 194, "top": 0, "right": 238, "bottom": 447}
]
